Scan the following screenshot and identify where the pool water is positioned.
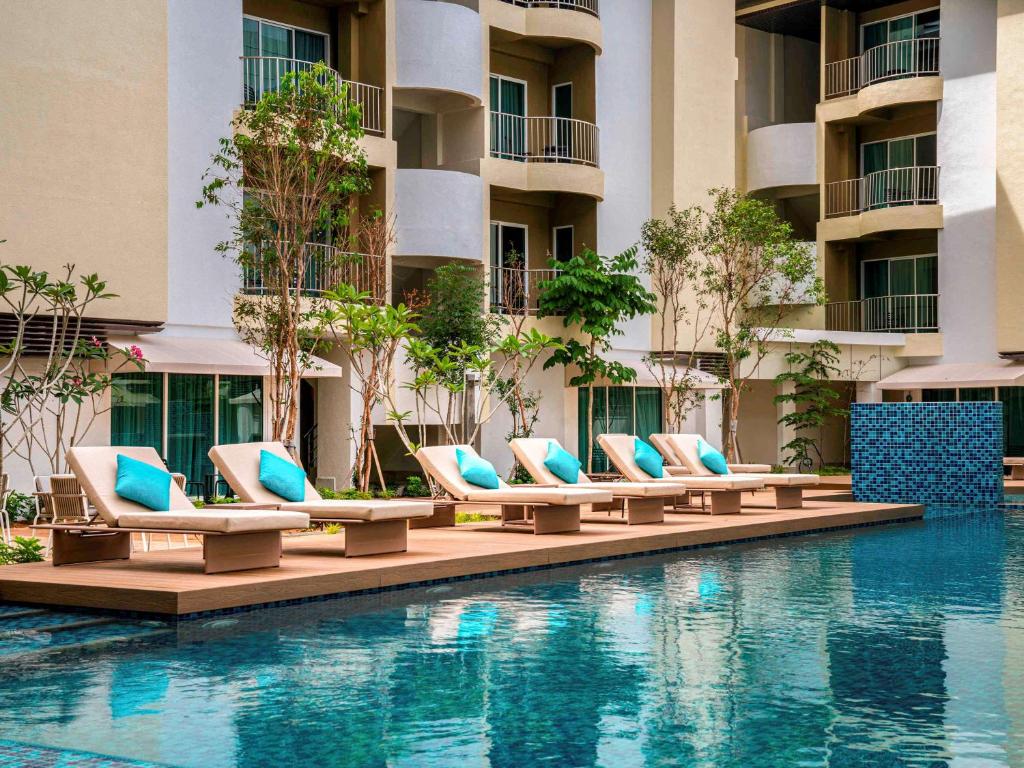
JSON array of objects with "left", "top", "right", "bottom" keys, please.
[{"left": 0, "top": 508, "right": 1022, "bottom": 768}]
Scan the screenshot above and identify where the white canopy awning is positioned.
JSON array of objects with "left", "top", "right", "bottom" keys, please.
[
  {"left": 108, "top": 335, "right": 342, "bottom": 378},
  {"left": 877, "top": 362, "right": 1024, "bottom": 390}
]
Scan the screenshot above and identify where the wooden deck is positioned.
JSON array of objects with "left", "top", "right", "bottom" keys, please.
[{"left": 0, "top": 493, "right": 922, "bottom": 617}]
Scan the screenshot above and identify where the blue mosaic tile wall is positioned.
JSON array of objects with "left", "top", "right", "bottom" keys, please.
[{"left": 851, "top": 402, "right": 1004, "bottom": 505}]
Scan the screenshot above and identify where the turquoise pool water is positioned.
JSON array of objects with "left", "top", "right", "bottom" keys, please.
[{"left": 0, "top": 508, "right": 1021, "bottom": 767}]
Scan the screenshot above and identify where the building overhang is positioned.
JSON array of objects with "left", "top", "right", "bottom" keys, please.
[{"left": 876, "top": 362, "right": 1024, "bottom": 390}]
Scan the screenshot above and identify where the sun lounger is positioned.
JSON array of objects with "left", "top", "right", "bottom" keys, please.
[
  {"left": 416, "top": 444, "right": 613, "bottom": 534},
  {"left": 509, "top": 437, "right": 689, "bottom": 525},
  {"left": 648, "top": 434, "right": 772, "bottom": 474},
  {"left": 596, "top": 434, "right": 763, "bottom": 515},
  {"left": 1005, "top": 457, "right": 1024, "bottom": 480},
  {"left": 209, "top": 442, "right": 433, "bottom": 557},
  {"left": 49, "top": 447, "right": 310, "bottom": 573},
  {"left": 652, "top": 433, "right": 819, "bottom": 509}
]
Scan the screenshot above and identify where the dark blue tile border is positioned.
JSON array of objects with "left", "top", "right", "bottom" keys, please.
[{"left": 0, "top": 739, "right": 174, "bottom": 768}]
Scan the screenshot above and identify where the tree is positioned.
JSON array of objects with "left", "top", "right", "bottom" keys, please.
[
  {"left": 199, "top": 62, "right": 369, "bottom": 453},
  {"left": 694, "top": 188, "right": 824, "bottom": 461},
  {"left": 0, "top": 263, "right": 144, "bottom": 478},
  {"left": 538, "top": 246, "right": 657, "bottom": 473},
  {"left": 418, "top": 263, "right": 498, "bottom": 354},
  {"left": 774, "top": 340, "right": 848, "bottom": 471},
  {"left": 640, "top": 206, "right": 712, "bottom": 431}
]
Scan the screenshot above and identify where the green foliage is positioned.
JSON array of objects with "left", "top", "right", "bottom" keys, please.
[
  {"left": 774, "top": 340, "right": 848, "bottom": 471},
  {"left": 456, "top": 511, "right": 498, "bottom": 524},
  {"left": 324, "top": 524, "right": 342, "bottom": 535},
  {"left": 402, "top": 475, "right": 429, "bottom": 498},
  {"left": 0, "top": 536, "right": 45, "bottom": 565},
  {"left": 418, "top": 263, "right": 498, "bottom": 355},
  {"left": 5, "top": 491, "right": 34, "bottom": 523},
  {"left": 319, "top": 487, "right": 374, "bottom": 501},
  {"left": 817, "top": 465, "right": 851, "bottom": 476}
]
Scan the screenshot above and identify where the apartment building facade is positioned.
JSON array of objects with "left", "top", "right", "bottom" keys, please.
[{"left": 1, "top": 0, "right": 1021, "bottom": 490}]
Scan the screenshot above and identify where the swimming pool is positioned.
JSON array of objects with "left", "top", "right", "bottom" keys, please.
[{"left": 0, "top": 508, "right": 1019, "bottom": 767}]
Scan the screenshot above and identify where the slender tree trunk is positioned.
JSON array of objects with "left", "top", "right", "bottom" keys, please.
[{"left": 586, "top": 383, "right": 594, "bottom": 475}]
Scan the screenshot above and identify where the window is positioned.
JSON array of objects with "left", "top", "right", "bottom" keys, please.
[
  {"left": 861, "top": 9, "right": 940, "bottom": 53},
  {"left": 861, "top": 134, "right": 937, "bottom": 210},
  {"left": 490, "top": 222, "right": 528, "bottom": 311},
  {"left": 219, "top": 376, "right": 264, "bottom": 445},
  {"left": 110, "top": 373, "right": 163, "bottom": 454},
  {"left": 242, "top": 17, "right": 329, "bottom": 102},
  {"left": 553, "top": 225, "right": 574, "bottom": 264},
  {"left": 578, "top": 387, "right": 663, "bottom": 473},
  {"left": 490, "top": 75, "right": 527, "bottom": 160},
  {"left": 860, "top": 255, "right": 938, "bottom": 333}
]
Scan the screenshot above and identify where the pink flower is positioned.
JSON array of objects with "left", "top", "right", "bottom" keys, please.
[
  {"left": 71, "top": 376, "right": 82, "bottom": 387},
  {"left": 129, "top": 345, "right": 144, "bottom": 361},
  {"left": 90, "top": 336, "right": 101, "bottom": 348}
]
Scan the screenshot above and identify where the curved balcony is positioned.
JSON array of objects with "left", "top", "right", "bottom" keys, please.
[
  {"left": 240, "top": 56, "right": 384, "bottom": 135},
  {"left": 488, "top": 0, "right": 601, "bottom": 52},
  {"left": 394, "top": 169, "right": 484, "bottom": 265},
  {"left": 486, "top": 113, "right": 604, "bottom": 199},
  {"left": 745, "top": 123, "right": 816, "bottom": 197},
  {"left": 826, "top": 294, "right": 939, "bottom": 334},
  {"left": 395, "top": 0, "right": 482, "bottom": 112},
  {"left": 823, "top": 167, "right": 942, "bottom": 240},
  {"left": 822, "top": 40, "right": 941, "bottom": 121},
  {"left": 241, "top": 243, "right": 385, "bottom": 301}
]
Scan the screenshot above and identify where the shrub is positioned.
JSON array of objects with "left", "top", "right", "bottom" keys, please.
[
  {"left": 403, "top": 475, "right": 428, "bottom": 498},
  {"left": 319, "top": 487, "right": 373, "bottom": 501},
  {"left": 0, "top": 536, "right": 45, "bottom": 564},
  {"left": 324, "top": 524, "right": 342, "bottom": 535},
  {"left": 5, "top": 491, "right": 35, "bottom": 523}
]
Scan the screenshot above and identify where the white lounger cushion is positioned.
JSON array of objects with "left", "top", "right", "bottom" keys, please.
[
  {"left": 596, "top": 434, "right": 764, "bottom": 491},
  {"left": 650, "top": 434, "right": 773, "bottom": 475},
  {"left": 209, "top": 442, "right": 432, "bottom": 520},
  {"left": 417, "top": 444, "right": 613, "bottom": 504},
  {"left": 278, "top": 499, "right": 432, "bottom": 521},
  {"left": 117, "top": 509, "right": 308, "bottom": 533},
  {"left": 66, "top": 446, "right": 310, "bottom": 532},
  {"left": 508, "top": 438, "right": 686, "bottom": 497},
  {"left": 659, "top": 434, "right": 818, "bottom": 487}
]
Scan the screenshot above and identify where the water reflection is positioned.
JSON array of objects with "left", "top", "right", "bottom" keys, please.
[{"left": 0, "top": 511, "right": 1020, "bottom": 767}]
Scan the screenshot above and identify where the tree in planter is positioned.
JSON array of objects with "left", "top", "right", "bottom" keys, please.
[
  {"left": 693, "top": 188, "right": 824, "bottom": 461},
  {"left": 774, "top": 340, "right": 848, "bottom": 472},
  {"left": 198, "top": 62, "right": 369, "bottom": 452},
  {"left": 640, "top": 206, "right": 713, "bottom": 431},
  {"left": 538, "top": 246, "right": 657, "bottom": 473},
  {"left": 0, "top": 263, "right": 145, "bottom": 478}
]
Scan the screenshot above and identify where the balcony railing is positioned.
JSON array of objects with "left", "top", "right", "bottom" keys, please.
[
  {"left": 490, "top": 113, "right": 599, "bottom": 167},
  {"left": 242, "top": 242, "right": 385, "bottom": 301},
  {"left": 240, "top": 56, "right": 384, "bottom": 136},
  {"left": 825, "top": 166, "right": 940, "bottom": 218},
  {"left": 497, "top": 0, "right": 599, "bottom": 17},
  {"left": 825, "top": 294, "right": 939, "bottom": 333},
  {"left": 490, "top": 266, "right": 558, "bottom": 315},
  {"left": 825, "top": 38, "right": 940, "bottom": 99}
]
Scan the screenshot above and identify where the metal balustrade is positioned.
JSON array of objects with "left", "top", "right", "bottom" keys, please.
[
  {"left": 825, "top": 166, "right": 940, "bottom": 218},
  {"left": 825, "top": 38, "right": 940, "bottom": 99},
  {"left": 490, "top": 113, "right": 600, "bottom": 167},
  {"left": 489, "top": 266, "right": 559, "bottom": 314},
  {"left": 825, "top": 294, "right": 939, "bottom": 333},
  {"left": 240, "top": 56, "right": 384, "bottom": 136},
  {"left": 497, "top": 0, "right": 599, "bottom": 17},
  {"left": 241, "top": 242, "right": 385, "bottom": 301}
]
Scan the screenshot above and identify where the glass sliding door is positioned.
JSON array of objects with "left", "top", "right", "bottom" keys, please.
[
  {"left": 218, "top": 376, "right": 264, "bottom": 445},
  {"left": 243, "top": 17, "right": 328, "bottom": 101},
  {"left": 860, "top": 255, "right": 938, "bottom": 332},
  {"left": 1000, "top": 388, "right": 1024, "bottom": 457},
  {"left": 490, "top": 75, "right": 527, "bottom": 160},
  {"left": 861, "top": 134, "right": 936, "bottom": 209},
  {"left": 578, "top": 387, "right": 664, "bottom": 473},
  {"left": 110, "top": 373, "right": 164, "bottom": 455},
  {"left": 167, "top": 374, "right": 215, "bottom": 489},
  {"left": 552, "top": 83, "right": 573, "bottom": 160},
  {"left": 861, "top": 8, "right": 940, "bottom": 83},
  {"left": 490, "top": 222, "right": 527, "bottom": 312}
]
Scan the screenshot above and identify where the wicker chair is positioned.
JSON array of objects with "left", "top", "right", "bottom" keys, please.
[{"left": 33, "top": 474, "right": 93, "bottom": 556}]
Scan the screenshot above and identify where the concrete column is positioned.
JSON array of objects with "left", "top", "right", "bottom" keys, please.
[
  {"left": 776, "top": 379, "right": 796, "bottom": 466},
  {"left": 697, "top": 393, "right": 724, "bottom": 449},
  {"left": 855, "top": 381, "right": 883, "bottom": 403},
  {"left": 316, "top": 344, "right": 355, "bottom": 489}
]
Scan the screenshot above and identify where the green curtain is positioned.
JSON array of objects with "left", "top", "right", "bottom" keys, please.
[
  {"left": 862, "top": 260, "right": 889, "bottom": 299},
  {"left": 862, "top": 21, "right": 888, "bottom": 52},
  {"left": 960, "top": 388, "right": 996, "bottom": 402},
  {"left": 635, "top": 388, "right": 663, "bottom": 444},
  {"left": 889, "top": 259, "right": 915, "bottom": 295},
  {"left": 110, "top": 373, "right": 163, "bottom": 455},
  {"left": 500, "top": 79, "right": 526, "bottom": 159},
  {"left": 922, "top": 389, "right": 956, "bottom": 402},
  {"left": 219, "top": 376, "right": 264, "bottom": 445},
  {"left": 1001, "top": 388, "right": 1024, "bottom": 456},
  {"left": 294, "top": 30, "right": 325, "bottom": 64},
  {"left": 167, "top": 374, "right": 215, "bottom": 487},
  {"left": 915, "top": 256, "right": 938, "bottom": 294}
]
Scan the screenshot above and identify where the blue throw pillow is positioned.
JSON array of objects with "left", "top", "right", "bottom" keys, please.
[
  {"left": 115, "top": 454, "right": 172, "bottom": 511},
  {"left": 456, "top": 448, "right": 500, "bottom": 490},
  {"left": 697, "top": 439, "right": 730, "bottom": 475},
  {"left": 634, "top": 438, "right": 664, "bottom": 478},
  {"left": 544, "top": 441, "right": 581, "bottom": 484},
  {"left": 259, "top": 449, "right": 306, "bottom": 502}
]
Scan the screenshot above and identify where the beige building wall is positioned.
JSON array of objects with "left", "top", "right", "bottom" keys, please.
[
  {"left": 996, "top": 0, "right": 1024, "bottom": 354},
  {"left": 0, "top": 0, "right": 169, "bottom": 323}
]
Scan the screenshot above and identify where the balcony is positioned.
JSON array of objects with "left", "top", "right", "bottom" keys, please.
[
  {"left": 490, "top": 113, "right": 599, "bottom": 167},
  {"left": 498, "top": 0, "right": 598, "bottom": 17},
  {"left": 394, "top": 169, "right": 484, "bottom": 265},
  {"left": 825, "top": 294, "right": 939, "bottom": 334},
  {"left": 241, "top": 243, "right": 385, "bottom": 301},
  {"left": 489, "top": 266, "right": 558, "bottom": 314},
  {"left": 745, "top": 123, "right": 816, "bottom": 197},
  {"left": 825, "top": 167, "right": 940, "bottom": 218},
  {"left": 240, "top": 56, "right": 384, "bottom": 136},
  {"left": 825, "top": 38, "right": 940, "bottom": 100},
  {"left": 395, "top": 0, "right": 482, "bottom": 110}
]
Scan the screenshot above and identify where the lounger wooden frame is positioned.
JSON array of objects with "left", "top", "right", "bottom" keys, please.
[
  {"left": 439, "top": 498, "right": 582, "bottom": 534},
  {"left": 31, "top": 523, "right": 282, "bottom": 574}
]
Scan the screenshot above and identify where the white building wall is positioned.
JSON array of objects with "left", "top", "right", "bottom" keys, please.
[
  {"left": 937, "top": 0, "right": 998, "bottom": 364},
  {"left": 166, "top": 0, "right": 243, "bottom": 337}
]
